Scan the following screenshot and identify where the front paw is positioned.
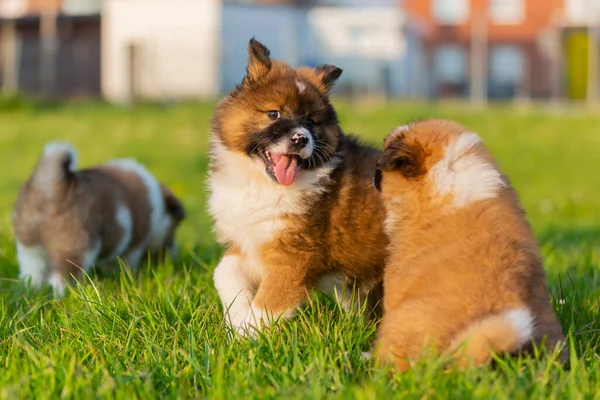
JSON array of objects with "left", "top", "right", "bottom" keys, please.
[{"left": 226, "top": 307, "right": 267, "bottom": 338}]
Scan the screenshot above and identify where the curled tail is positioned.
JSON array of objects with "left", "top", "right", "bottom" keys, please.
[
  {"left": 445, "top": 308, "right": 534, "bottom": 367},
  {"left": 31, "top": 142, "right": 77, "bottom": 198}
]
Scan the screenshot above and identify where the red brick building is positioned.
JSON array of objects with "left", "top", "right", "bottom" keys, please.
[{"left": 403, "top": 0, "right": 564, "bottom": 99}]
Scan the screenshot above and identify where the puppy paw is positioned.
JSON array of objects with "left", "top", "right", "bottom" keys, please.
[{"left": 226, "top": 306, "right": 268, "bottom": 338}]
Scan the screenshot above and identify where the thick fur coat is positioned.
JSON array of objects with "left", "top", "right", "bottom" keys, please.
[
  {"left": 209, "top": 39, "right": 387, "bottom": 335},
  {"left": 372, "top": 119, "right": 567, "bottom": 370},
  {"left": 13, "top": 142, "right": 185, "bottom": 295}
]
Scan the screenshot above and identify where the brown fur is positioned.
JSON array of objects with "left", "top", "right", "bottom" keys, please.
[
  {"left": 209, "top": 39, "right": 387, "bottom": 334},
  {"left": 372, "top": 119, "right": 567, "bottom": 370},
  {"left": 13, "top": 144, "right": 185, "bottom": 295}
]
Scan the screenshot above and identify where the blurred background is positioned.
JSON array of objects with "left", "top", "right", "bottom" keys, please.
[{"left": 1, "top": 0, "right": 599, "bottom": 105}]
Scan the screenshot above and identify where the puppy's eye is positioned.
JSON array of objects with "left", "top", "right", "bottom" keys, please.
[
  {"left": 267, "top": 110, "right": 281, "bottom": 120},
  {"left": 306, "top": 119, "right": 315, "bottom": 130}
]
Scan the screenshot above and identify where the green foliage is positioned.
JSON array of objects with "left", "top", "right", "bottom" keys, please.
[{"left": 0, "top": 101, "right": 598, "bottom": 399}]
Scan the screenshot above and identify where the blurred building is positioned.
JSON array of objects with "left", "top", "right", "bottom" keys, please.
[
  {"left": 403, "top": 0, "right": 564, "bottom": 100},
  {"left": 221, "top": 0, "right": 424, "bottom": 99},
  {"left": 3, "top": 0, "right": 600, "bottom": 103},
  {"left": 102, "top": 0, "right": 221, "bottom": 103},
  {"left": 0, "top": 0, "right": 101, "bottom": 97}
]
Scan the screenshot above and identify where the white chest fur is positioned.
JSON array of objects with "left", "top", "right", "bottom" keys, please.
[{"left": 208, "top": 143, "right": 335, "bottom": 280}]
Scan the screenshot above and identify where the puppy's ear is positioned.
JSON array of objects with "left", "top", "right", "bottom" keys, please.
[
  {"left": 297, "top": 64, "right": 343, "bottom": 94},
  {"left": 373, "top": 169, "right": 383, "bottom": 192},
  {"left": 162, "top": 185, "right": 186, "bottom": 221},
  {"left": 244, "top": 38, "right": 272, "bottom": 84},
  {"left": 376, "top": 140, "right": 426, "bottom": 179}
]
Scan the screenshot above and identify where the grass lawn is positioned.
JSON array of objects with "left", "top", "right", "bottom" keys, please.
[{"left": 0, "top": 100, "right": 598, "bottom": 399}]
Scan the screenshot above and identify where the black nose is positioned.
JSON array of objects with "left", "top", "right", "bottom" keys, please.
[{"left": 291, "top": 132, "right": 308, "bottom": 148}]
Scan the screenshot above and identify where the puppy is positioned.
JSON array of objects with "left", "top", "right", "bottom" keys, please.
[
  {"left": 13, "top": 142, "right": 186, "bottom": 296},
  {"left": 372, "top": 119, "right": 567, "bottom": 370},
  {"left": 209, "top": 38, "right": 387, "bottom": 335}
]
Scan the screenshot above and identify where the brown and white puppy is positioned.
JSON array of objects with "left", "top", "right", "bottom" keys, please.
[
  {"left": 371, "top": 119, "right": 567, "bottom": 370},
  {"left": 13, "top": 142, "right": 186, "bottom": 296},
  {"left": 209, "top": 38, "right": 387, "bottom": 335}
]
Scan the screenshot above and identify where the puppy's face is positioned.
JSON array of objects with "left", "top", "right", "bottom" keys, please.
[
  {"left": 374, "top": 119, "right": 477, "bottom": 201},
  {"left": 213, "top": 39, "right": 343, "bottom": 186}
]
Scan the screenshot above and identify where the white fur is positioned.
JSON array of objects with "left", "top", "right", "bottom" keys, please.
[
  {"left": 213, "top": 254, "right": 254, "bottom": 330},
  {"left": 43, "top": 141, "right": 77, "bottom": 171},
  {"left": 107, "top": 159, "right": 170, "bottom": 252},
  {"left": 16, "top": 242, "right": 48, "bottom": 288},
  {"left": 242, "top": 306, "right": 268, "bottom": 336},
  {"left": 430, "top": 132, "right": 506, "bottom": 208},
  {"left": 292, "top": 127, "right": 314, "bottom": 159},
  {"left": 38, "top": 142, "right": 77, "bottom": 197},
  {"left": 48, "top": 272, "right": 66, "bottom": 297},
  {"left": 209, "top": 139, "right": 339, "bottom": 281},
  {"left": 47, "top": 241, "right": 100, "bottom": 297},
  {"left": 16, "top": 238, "right": 101, "bottom": 296},
  {"left": 296, "top": 79, "right": 306, "bottom": 93},
  {"left": 391, "top": 124, "right": 410, "bottom": 135},
  {"left": 504, "top": 308, "right": 535, "bottom": 345},
  {"left": 268, "top": 127, "right": 314, "bottom": 160},
  {"left": 209, "top": 138, "right": 341, "bottom": 335},
  {"left": 102, "top": 202, "right": 133, "bottom": 262},
  {"left": 242, "top": 304, "right": 295, "bottom": 337}
]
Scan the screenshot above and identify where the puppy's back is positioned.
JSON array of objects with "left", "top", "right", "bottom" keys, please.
[{"left": 374, "top": 120, "right": 567, "bottom": 369}]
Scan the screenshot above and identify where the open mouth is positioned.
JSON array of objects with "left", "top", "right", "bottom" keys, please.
[{"left": 262, "top": 149, "right": 300, "bottom": 186}]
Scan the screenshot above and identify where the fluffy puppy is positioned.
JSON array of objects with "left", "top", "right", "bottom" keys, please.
[
  {"left": 209, "top": 38, "right": 387, "bottom": 335},
  {"left": 13, "top": 142, "right": 186, "bottom": 296},
  {"left": 372, "top": 119, "right": 567, "bottom": 370}
]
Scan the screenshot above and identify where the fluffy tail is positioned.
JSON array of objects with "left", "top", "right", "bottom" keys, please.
[
  {"left": 31, "top": 142, "right": 77, "bottom": 198},
  {"left": 445, "top": 308, "right": 535, "bottom": 367}
]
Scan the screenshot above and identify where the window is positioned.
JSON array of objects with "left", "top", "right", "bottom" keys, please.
[
  {"left": 490, "top": 45, "right": 524, "bottom": 85},
  {"left": 434, "top": 45, "right": 467, "bottom": 84},
  {"left": 565, "top": 0, "right": 600, "bottom": 24},
  {"left": 0, "top": 0, "right": 27, "bottom": 17},
  {"left": 433, "top": 0, "right": 468, "bottom": 25},
  {"left": 489, "top": 0, "right": 525, "bottom": 25}
]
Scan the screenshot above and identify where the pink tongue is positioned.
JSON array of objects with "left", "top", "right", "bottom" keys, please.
[{"left": 273, "top": 154, "right": 298, "bottom": 186}]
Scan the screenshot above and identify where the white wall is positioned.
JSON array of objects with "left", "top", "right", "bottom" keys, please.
[
  {"left": 102, "top": 0, "right": 221, "bottom": 102},
  {"left": 565, "top": 0, "right": 600, "bottom": 24}
]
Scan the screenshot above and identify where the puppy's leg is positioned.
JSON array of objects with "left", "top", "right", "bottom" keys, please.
[
  {"left": 123, "top": 245, "right": 145, "bottom": 273},
  {"left": 48, "top": 242, "right": 100, "bottom": 297},
  {"left": 16, "top": 241, "right": 49, "bottom": 289},
  {"left": 47, "top": 255, "right": 85, "bottom": 297},
  {"left": 245, "top": 255, "right": 307, "bottom": 335},
  {"left": 213, "top": 248, "right": 255, "bottom": 333}
]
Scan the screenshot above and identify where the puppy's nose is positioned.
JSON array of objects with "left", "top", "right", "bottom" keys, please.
[{"left": 291, "top": 131, "right": 309, "bottom": 148}]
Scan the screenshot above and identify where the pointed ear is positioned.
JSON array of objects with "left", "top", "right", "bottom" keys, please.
[
  {"left": 376, "top": 140, "right": 426, "bottom": 179},
  {"left": 161, "top": 185, "right": 186, "bottom": 221},
  {"left": 245, "top": 38, "right": 272, "bottom": 84},
  {"left": 297, "top": 64, "right": 343, "bottom": 94}
]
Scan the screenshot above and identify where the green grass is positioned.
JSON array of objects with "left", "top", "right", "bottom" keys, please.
[{"left": 0, "top": 101, "right": 598, "bottom": 399}]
